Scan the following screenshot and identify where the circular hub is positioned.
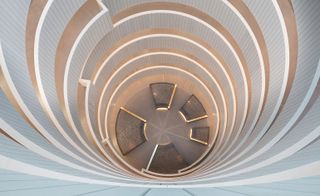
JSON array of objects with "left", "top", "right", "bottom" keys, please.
[
  {"left": 147, "top": 108, "right": 189, "bottom": 146},
  {"left": 110, "top": 82, "right": 215, "bottom": 177}
]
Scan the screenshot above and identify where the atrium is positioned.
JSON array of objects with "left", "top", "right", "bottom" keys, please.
[{"left": 0, "top": 0, "right": 320, "bottom": 195}]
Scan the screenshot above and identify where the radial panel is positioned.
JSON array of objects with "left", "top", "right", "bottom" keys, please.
[
  {"left": 148, "top": 143, "right": 189, "bottom": 174},
  {"left": 179, "top": 95, "right": 208, "bottom": 123},
  {"left": 115, "top": 107, "right": 147, "bottom": 155},
  {"left": 150, "top": 82, "right": 176, "bottom": 110},
  {"left": 190, "top": 127, "right": 209, "bottom": 145}
]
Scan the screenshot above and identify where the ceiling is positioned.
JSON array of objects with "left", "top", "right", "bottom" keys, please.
[{"left": 0, "top": 0, "right": 320, "bottom": 195}]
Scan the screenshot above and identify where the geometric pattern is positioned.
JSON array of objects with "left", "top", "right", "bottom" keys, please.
[{"left": 0, "top": 0, "right": 320, "bottom": 195}]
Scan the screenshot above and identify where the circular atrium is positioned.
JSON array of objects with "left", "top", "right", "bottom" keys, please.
[{"left": 0, "top": 0, "right": 320, "bottom": 195}]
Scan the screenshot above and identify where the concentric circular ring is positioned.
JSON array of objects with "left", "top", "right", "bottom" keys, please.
[{"left": 1, "top": 1, "right": 320, "bottom": 194}]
